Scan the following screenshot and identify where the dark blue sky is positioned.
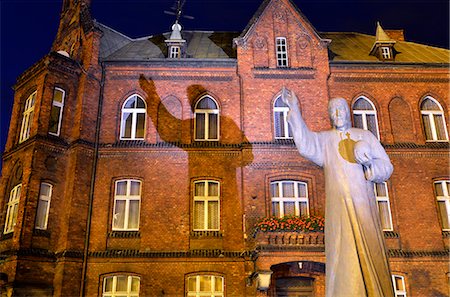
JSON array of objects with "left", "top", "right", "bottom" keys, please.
[{"left": 1, "top": 0, "right": 449, "bottom": 156}]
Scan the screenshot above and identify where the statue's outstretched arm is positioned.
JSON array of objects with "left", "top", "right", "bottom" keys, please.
[{"left": 282, "top": 87, "right": 323, "bottom": 167}]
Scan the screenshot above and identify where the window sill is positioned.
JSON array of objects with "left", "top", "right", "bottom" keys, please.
[
  {"left": 1, "top": 232, "right": 13, "bottom": 241},
  {"left": 190, "top": 230, "right": 223, "bottom": 238},
  {"left": 442, "top": 231, "right": 450, "bottom": 238},
  {"left": 109, "top": 231, "right": 141, "bottom": 238},
  {"left": 33, "top": 229, "right": 50, "bottom": 237}
]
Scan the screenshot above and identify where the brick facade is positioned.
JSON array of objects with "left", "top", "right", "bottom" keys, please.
[{"left": 0, "top": 0, "right": 448, "bottom": 296}]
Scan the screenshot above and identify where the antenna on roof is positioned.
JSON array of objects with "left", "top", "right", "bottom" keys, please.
[{"left": 164, "top": 0, "right": 194, "bottom": 22}]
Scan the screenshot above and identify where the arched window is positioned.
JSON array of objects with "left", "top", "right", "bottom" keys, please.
[
  {"left": 4, "top": 184, "right": 21, "bottom": 234},
  {"left": 19, "top": 91, "right": 36, "bottom": 143},
  {"left": 48, "top": 87, "right": 65, "bottom": 136},
  {"left": 120, "top": 95, "right": 146, "bottom": 140},
  {"left": 435, "top": 180, "right": 450, "bottom": 230},
  {"left": 274, "top": 96, "right": 292, "bottom": 139},
  {"left": 102, "top": 275, "right": 140, "bottom": 297},
  {"left": 271, "top": 180, "right": 309, "bottom": 217},
  {"left": 193, "top": 180, "right": 220, "bottom": 230},
  {"left": 420, "top": 96, "right": 448, "bottom": 141},
  {"left": 113, "top": 180, "right": 141, "bottom": 231},
  {"left": 374, "top": 182, "right": 393, "bottom": 231},
  {"left": 352, "top": 96, "right": 380, "bottom": 139},
  {"left": 187, "top": 275, "right": 224, "bottom": 296},
  {"left": 194, "top": 96, "right": 219, "bottom": 141}
]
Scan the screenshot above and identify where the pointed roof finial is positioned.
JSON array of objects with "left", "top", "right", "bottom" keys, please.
[
  {"left": 169, "top": 21, "right": 183, "bottom": 41},
  {"left": 375, "top": 21, "right": 394, "bottom": 43}
]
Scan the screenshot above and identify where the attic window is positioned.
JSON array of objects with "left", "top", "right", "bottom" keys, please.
[
  {"left": 381, "top": 47, "right": 391, "bottom": 59},
  {"left": 169, "top": 46, "right": 181, "bottom": 58}
]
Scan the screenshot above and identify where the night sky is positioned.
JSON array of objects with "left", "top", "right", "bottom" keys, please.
[{"left": 1, "top": 0, "right": 449, "bottom": 155}]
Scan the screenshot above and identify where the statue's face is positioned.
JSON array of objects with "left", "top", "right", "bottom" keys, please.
[{"left": 329, "top": 99, "right": 350, "bottom": 130}]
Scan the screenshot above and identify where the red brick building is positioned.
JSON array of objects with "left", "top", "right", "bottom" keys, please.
[{"left": 1, "top": 0, "right": 449, "bottom": 296}]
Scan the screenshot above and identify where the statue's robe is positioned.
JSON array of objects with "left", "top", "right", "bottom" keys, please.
[{"left": 291, "top": 119, "right": 395, "bottom": 297}]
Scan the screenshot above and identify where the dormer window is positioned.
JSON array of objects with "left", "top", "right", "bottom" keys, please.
[
  {"left": 170, "top": 46, "right": 181, "bottom": 58},
  {"left": 381, "top": 46, "right": 391, "bottom": 59},
  {"left": 276, "top": 37, "right": 288, "bottom": 67}
]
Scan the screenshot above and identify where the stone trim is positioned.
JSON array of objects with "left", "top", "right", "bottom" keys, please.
[
  {"left": 388, "top": 249, "right": 449, "bottom": 258},
  {"left": 384, "top": 231, "right": 399, "bottom": 238},
  {"left": 442, "top": 231, "right": 450, "bottom": 238},
  {"left": 190, "top": 230, "right": 223, "bottom": 238},
  {"left": 89, "top": 249, "right": 253, "bottom": 258},
  {"left": 33, "top": 229, "right": 51, "bottom": 238},
  {"left": 252, "top": 67, "right": 315, "bottom": 79},
  {"left": 0, "top": 233, "right": 13, "bottom": 241},
  {"left": 334, "top": 76, "right": 449, "bottom": 83},
  {"left": 108, "top": 231, "right": 141, "bottom": 238}
]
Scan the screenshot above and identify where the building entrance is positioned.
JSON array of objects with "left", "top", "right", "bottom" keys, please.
[{"left": 275, "top": 277, "right": 314, "bottom": 297}]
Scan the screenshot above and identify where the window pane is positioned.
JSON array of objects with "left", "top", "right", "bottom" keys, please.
[
  {"left": 49, "top": 106, "right": 61, "bottom": 134},
  {"left": 438, "top": 201, "right": 449, "bottom": 229},
  {"left": 271, "top": 183, "right": 279, "bottom": 198},
  {"left": 353, "top": 98, "right": 373, "bottom": 110},
  {"left": 367, "top": 114, "right": 378, "bottom": 137},
  {"left": 104, "top": 277, "right": 113, "bottom": 293},
  {"left": 353, "top": 114, "right": 363, "bottom": 129},
  {"left": 282, "top": 182, "right": 295, "bottom": 197},
  {"left": 122, "top": 113, "right": 132, "bottom": 138},
  {"left": 215, "top": 276, "right": 223, "bottom": 292},
  {"left": 35, "top": 200, "right": 49, "bottom": 229},
  {"left": 299, "top": 201, "right": 308, "bottom": 217},
  {"left": 40, "top": 184, "right": 52, "bottom": 197},
  {"left": 116, "top": 276, "right": 127, "bottom": 292},
  {"left": 130, "top": 181, "right": 140, "bottom": 195},
  {"left": 298, "top": 183, "right": 306, "bottom": 197},
  {"left": 208, "top": 182, "right": 218, "bottom": 196},
  {"left": 196, "top": 113, "right": 205, "bottom": 139},
  {"left": 274, "top": 97, "right": 288, "bottom": 108},
  {"left": 188, "top": 277, "right": 196, "bottom": 291},
  {"left": 378, "top": 201, "right": 392, "bottom": 230},
  {"left": 128, "top": 200, "right": 140, "bottom": 229},
  {"left": 116, "top": 181, "right": 127, "bottom": 195},
  {"left": 135, "top": 113, "right": 145, "bottom": 138},
  {"left": 53, "top": 89, "right": 64, "bottom": 103},
  {"left": 274, "top": 112, "right": 284, "bottom": 137},
  {"left": 130, "top": 277, "right": 140, "bottom": 292},
  {"left": 136, "top": 97, "right": 145, "bottom": 108},
  {"left": 208, "top": 113, "right": 218, "bottom": 139},
  {"left": 195, "top": 182, "right": 205, "bottom": 196},
  {"left": 199, "top": 276, "right": 211, "bottom": 291},
  {"left": 421, "top": 98, "right": 439, "bottom": 110},
  {"left": 113, "top": 200, "right": 126, "bottom": 229},
  {"left": 422, "top": 115, "right": 433, "bottom": 140},
  {"left": 125, "top": 97, "right": 136, "bottom": 108},
  {"left": 434, "top": 115, "right": 447, "bottom": 140},
  {"left": 197, "top": 97, "right": 217, "bottom": 109},
  {"left": 272, "top": 202, "right": 280, "bottom": 217},
  {"left": 208, "top": 201, "right": 219, "bottom": 229},
  {"left": 375, "top": 183, "right": 387, "bottom": 197},
  {"left": 283, "top": 202, "right": 295, "bottom": 216},
  {"left": 194, "top": 201, "right": 204, "bottom": 229},
  {"left": 394, "top": 277, "right": 405, "bottom": 291}
]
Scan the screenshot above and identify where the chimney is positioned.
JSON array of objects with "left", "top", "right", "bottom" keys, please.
[{"left": 384, "top": 30, "right": 405, "bottom": 41}]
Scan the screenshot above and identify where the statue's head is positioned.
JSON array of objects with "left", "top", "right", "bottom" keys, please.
[{"left": 328, "top": 98, "right": 351, "bottom": 131}]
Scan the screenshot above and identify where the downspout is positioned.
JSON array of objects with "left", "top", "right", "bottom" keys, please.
[{"left": 80, "top": 61, "right": 105, "bottom": 297}]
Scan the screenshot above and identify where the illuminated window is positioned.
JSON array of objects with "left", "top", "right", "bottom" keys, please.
[
  {"left": 392, "top": 275, "right": 407, "bottom": 297},
  {"left": 381, "top": 46, "right": 391, "bottom": 59},
  {"left": 48, "top": 88, "right": 65, "bottom": 136},
  {"left": 35, "top": 183, "right": 53, "bottom": 230},
  {"left": 187, "top": 275, "right": 224, "bottom": 297},
  {"left": 4, "top": 184, "right": 21, "bottom": 234},
  {"left": 19, "top": 92, "right": 36, "bottom": 143},
  {"left": 170, "top": 46, "right": 181, "bottom": 58},
  {"left": 420, "top": 96, "right": 448, "bottom": 141},
  {"left": 271, "top": 181, "right": 309, "bottom": 217},
  {"left": 103, "top": 275, "right": 140, "bottom": 297},
  {"left": 194, "top": 96, "right": 219, "bottom": 141},
  {"left": 113, "top": 180, "right": 141, "bottom": 231},
  {"left": 435, "top": 180, "right": 450, "bottom": 230},
  {"left": 274, "top": 96, "right": 292, "bottom": 139},
  {"left": 120, "top": 95, "right": 146, "bottom": 140},
  {"left": 352, "top": 96, "right": 380, "bottom": 139},
  {"left": 374, "top": 182, "right": 393, "bottom": 231},
  {"left": 276, "top": 37, "right": 288, "bottom": 67},
  {"left": 193, "top": 181, "right": 220, "bottom": 230}
]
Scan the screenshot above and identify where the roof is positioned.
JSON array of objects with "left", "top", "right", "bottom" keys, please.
[
  {"left": 96, "top": 22, "right": 449, "bottom": 64},
  {"left": 321, "top": 32, "right": 449, "bottom": 63}
]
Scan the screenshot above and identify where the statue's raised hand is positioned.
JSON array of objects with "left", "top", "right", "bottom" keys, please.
[{"left": 281, "top": 87, "right": 300, "bottom": 112}]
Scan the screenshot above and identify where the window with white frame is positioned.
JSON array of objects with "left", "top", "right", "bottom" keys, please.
[
  {"left": 187, "top": 275, "right": 224, "bottom": 297},
  {"left": 274, "top": 96, "right": 293, "bottom": 139},
  {"left": 271, "top": 181, "right": 309, "bottom": 217},
  {"left": 170, "top": 46, "right": 181, "bottom": 58},
  {"left": 392, "top": 275, "right": 407, "bottom": 297},
  {"left": 48, "top": 88, "right": 65, "bottom": 136},
  {"left": 194, "top": 96, "right": 219, "bottom": 141},
  {"left": 381, "top": 46, "right": 392, "bottom": 59},
  {"left": 113, "top": 180, "right": 141, "bottom": 231},
  {"left": 120, "top": 95, "right": 146, "bottom": 140},
  {"left": 35, "top": 183, "right": 53, "bottom": 230},
  {"left": 4, "top": 184, "right": 21, "bottom": 234},
  {"left": 352, "top": 97, "right": 380, "bottom": 139},
  {"left": 435, "top": 180, "right": 450, "bottom": 230},
  {"left": 374, "top": 182, "right": 393, "bottom": 231},
  {"left": 420, "top": 96, "right": 449, "bottom": 141},
  {"left": 103, "top": 275, "right": 140, "bottom": 297},
  {"left": 193, "top": 181, "right": 220, "bottom": 230},
  {"left": 276, "top": 37, "right": 288, "bottom": 67},
  {"left": 19, "top": 92, "right": 36, "bottom": 143}
]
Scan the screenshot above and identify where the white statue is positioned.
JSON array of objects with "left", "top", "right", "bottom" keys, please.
[{"left": 282, "top": 88, "right": 395, "bottom": 297}]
